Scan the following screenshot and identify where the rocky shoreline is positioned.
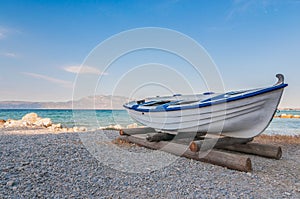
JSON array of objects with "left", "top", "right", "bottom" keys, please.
[
  {"left": 0, "top": 112, "right": 87, "bottom": 133},
  {"left": 0, "top": 126, "right": 299, "bottom": 198},
  {"left": 274, "top": 113, "right": 300, "bottom": 119},
  {"left": 0, "top": 112, "right": 141, "bottom": 132}
]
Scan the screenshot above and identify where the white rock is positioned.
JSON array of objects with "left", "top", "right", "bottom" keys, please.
[
  {"left": 21, "top": 113, "right": 39, "bottom": 125},
  {"left": 72, "top": 126, "right": 87, "bottom": 132},
  {"left": 22, "top": 121, "right": 29, "bottom": 126},
  {"left": 52, "top": 123, "right": 62, "bottom": 129},
  {"left": 4, "top": 119, "right": 23, "bottom": 128},
  {"left": 79, "top": 127, "right": 87, "bottom": 131},
  {"left": 53, "top": 123, "right": 62, "bottom": 131},
  {"left": 46, "top": 123, "right": 62, "bottom": 132},
  {"left": 113, "top": 124, "right": 122, "bottom": 130},
  {"left": 99, "top": 124, "right": 123, "bottom": 130},
  {"left": 34, "top": 118, "right": 52, "bottom": 127},
  {"left": 126, "top": 123, "right": 138, "bottom": 129}
]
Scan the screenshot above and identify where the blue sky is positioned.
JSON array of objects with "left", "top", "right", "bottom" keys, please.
[{"left": 0, "top": 0, "right": 300, "bottom": 108}]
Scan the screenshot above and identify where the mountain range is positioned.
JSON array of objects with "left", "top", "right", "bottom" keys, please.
[
  {"left": 0, "top": 96, "right": 297, "bottom": 110},
  {"left": 0, "top": 95, "right": 129, "bottom": 109}
]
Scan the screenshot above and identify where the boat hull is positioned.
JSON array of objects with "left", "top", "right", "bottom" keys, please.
[
  {"left": 124, "top": 74, "right": 287, "bottom": 138},
  {"left": 127, "top": 88, "right": 284, "bottom": 138}
]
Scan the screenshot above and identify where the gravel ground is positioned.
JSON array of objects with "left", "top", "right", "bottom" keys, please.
[{"left": 0, "top": 128, "right": 299, "bottom": 198}]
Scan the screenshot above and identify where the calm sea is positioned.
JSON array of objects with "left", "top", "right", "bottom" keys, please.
[{"left": 0, "top": 109, "right": 299, "bottom": 136}]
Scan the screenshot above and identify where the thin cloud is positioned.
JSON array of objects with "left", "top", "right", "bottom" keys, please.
[
  {"left": 226, "top": 0, "right": 255, "bottom": 20},
  {"left": 1, "top": 52, "right": 17, "bottom": 58},
  {"left": 63, "top": 65, "right": 108, "bottom": 75},
  {"left": 23, "top": 72, "right": 73, "bottom": 88},
  {"left": 0, "top": 27, "right": 7, "bottom": 40},
  {"left": 0, "top": 26, "right": 22, "bottom": 40},
  {"left": 226, "top": 0, "right": 278, "bottom": 20}
]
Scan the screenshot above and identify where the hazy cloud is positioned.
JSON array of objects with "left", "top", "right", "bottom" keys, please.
[
  {"left": 0, "top": 26, "right": 22, "bottom": 40},
  {"left": 23, "top": 72, "right": 73, "bottom": 88},
  {"left": 0, "top": 27, "right": 8, "bottom": 39},
  {"left": 1, "top": 52, "right": 17, "bottom": 58},
  {"left": 226, "top": 0, "right": 277, "bottom": 20},
  {"left": 63, "top": 65, "right": 108, "bottom": 75}
]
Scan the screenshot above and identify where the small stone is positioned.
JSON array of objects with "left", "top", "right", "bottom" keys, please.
[
  {"left": 294, "top": 182, "right": 300, "bottom": 192},
  {"left": 284, "top": 192, "right": 291, "bottom": 196},
  {"left": 6, "top": 180, "right": 16, "bottom": 186},
  {"left": 72, "top": 126, "right": 87, "bottom": 132},
  {"left": 79, "top": 127, "right": 87, "bottom": 131},
  {"left": 21, "top": 161, "right": 30, "bottom": 166},
  {"left": 67, "top": 128, "right": 74, "bottom": 132},
  {"left": 49, "top": 123, "right": 63, "bottom": 132}
]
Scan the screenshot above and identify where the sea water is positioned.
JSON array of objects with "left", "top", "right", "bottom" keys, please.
[{"left": 0, "top": 109, "right": 299, "bottom": 136}]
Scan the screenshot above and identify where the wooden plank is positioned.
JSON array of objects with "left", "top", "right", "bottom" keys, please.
[
  {"left": 189, "top": 137, "right": 253, "bottom": 152},
  {"left": 119, "top": 135, "right": 252, "bottom": 172},
  {"left": 221, "top": 143, "right": 282, "bottom": 160}
]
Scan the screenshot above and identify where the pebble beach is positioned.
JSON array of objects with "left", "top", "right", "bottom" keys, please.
[
  {"left": 2, "top": 1, "right": 300, "bottom": 198},
  {"left": 1, "top": 126, "right": 299, "bottom": 198}
]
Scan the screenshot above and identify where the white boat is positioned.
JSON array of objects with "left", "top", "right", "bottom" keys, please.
[{"left": 123, "top": 74, "right": 288, "bottom": 138}]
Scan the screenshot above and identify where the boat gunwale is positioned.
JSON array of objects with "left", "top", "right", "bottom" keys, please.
[{"left": 124, "top": 83, "right": 288, "bottom": 113}]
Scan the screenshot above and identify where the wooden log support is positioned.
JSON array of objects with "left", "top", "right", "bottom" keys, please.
[
  {"left": 119, "top": 135, "right": 252, "bottom": 172},
  {"left": 148, "top": 132, "right": 208, "bottom": 142},
  {"left": 175, "top": 132, "right": 207, "bottom": 140},
  {"left": 221, "top": 143, "right": 282, "bottom": 160},
  {"left": 189, "top": 137, "right": 253, "bottom": 152},
  {"left": 146, "top": 133, "right": 175, "bottom": 142},
  {"left": 120, "top": 128, "right": 207, "bottom": 142},
  {"left": 119, "top": 127, "right": 156, "bottom": 136}
]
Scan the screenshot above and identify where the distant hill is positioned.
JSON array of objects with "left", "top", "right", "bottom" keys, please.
[
  {"left": 0, "top": 95, "right": 129, "bottom": 109},
  {"left": 1, "top": 96, "right": 298, "bottom": 110}
]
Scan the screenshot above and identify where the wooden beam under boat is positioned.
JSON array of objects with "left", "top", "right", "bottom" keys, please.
[
  {"left": 120, "top": 127, "right": 207, "bottom": 142},
  {"left": 119, "top": 134, "right": 252, "bottom": 172},
  {"left": 189, "top": 137, "right": 253, "bottom": 152},
  {"left": 220, "top": 143, "right": 282, "bottom": 160},
  {"left": 119, "top": 127, "right": 156, "bottom": 136},
  {"left": 189, "top": 136, "right": 282, "bottom": 159}
]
